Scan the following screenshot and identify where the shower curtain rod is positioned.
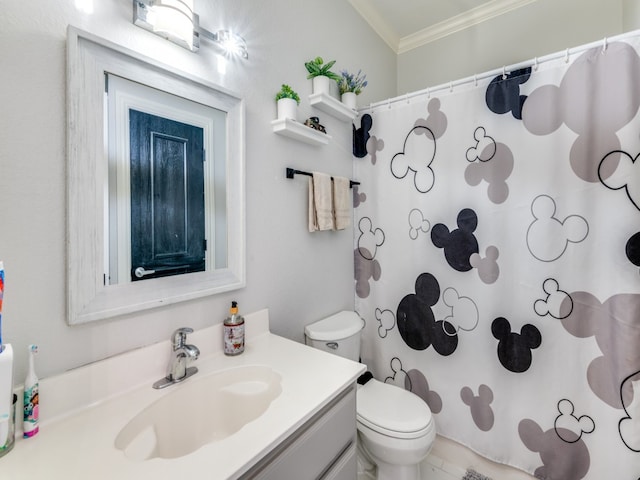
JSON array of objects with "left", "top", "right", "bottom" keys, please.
[{"left": 362, "top": 28, "right": 640, "bottom": 112}]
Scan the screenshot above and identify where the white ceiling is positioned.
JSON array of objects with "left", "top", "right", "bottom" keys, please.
[{"left": 348, "top": 0, "right": 538, "bottom": 54}]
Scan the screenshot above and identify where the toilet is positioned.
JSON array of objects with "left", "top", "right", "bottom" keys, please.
[{"left": 304, "top": 311, "right": 436, "bottom": 480}]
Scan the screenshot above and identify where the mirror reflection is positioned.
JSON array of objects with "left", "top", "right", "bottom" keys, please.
[
  {"left": 105, "top": 74, "right": 227, "bottom": 284},
  {"left": 66, "top": 28, "right": 245, "bottom": 325}
]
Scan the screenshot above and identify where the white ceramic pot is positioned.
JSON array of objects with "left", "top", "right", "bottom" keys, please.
[
  {"left": 312, "top": 75, "right": 332, "bottom": 95},
  {"left": 277, "top": 98, "right": 298, "bottom": 120},
  {"left": 341, "top": 92, "right": 357, "bottom": 110}
]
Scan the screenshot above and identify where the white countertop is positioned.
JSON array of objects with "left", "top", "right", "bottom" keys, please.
[{"left": 0, "top": 310, "right": 365, "bottom": 479}]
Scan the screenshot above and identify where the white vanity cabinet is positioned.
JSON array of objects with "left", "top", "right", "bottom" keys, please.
[{"left": 241, "top": 384, "right": 357, "bottom": 480}]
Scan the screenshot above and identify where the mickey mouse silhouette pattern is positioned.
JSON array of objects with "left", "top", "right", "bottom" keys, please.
[
  {"left": 461, "top": 384, "right": 495, "bottom": 431},
  {"left": 408, "top": 208, "right": 430, "bottom": 240},
  {"left": 492, "top": 317, "right": 542, "bottom": 373},
  {"left": 375, "top": 308, "right": 395, "bottom": 338},
  {"left": 464, "top": 128, "right": 514, "bottom": 204},
  {"left": 553, "top": 398, "right": 596, "bottom": 443},
  {"left": 559, "top": 291, "right": 640, "bottom": 410},
  {"left": 390, "top": 126, "right": 437, "bottom": 193},
  {"left": 397, "top": 272, "right": 458, "bottom": 355},
  {"left": 414, "top": 97, "right": 448, "bottom": 140},
  {"left": 554, "top": 399, "right": 595, "bottom": 443},
  {"left": 406, "top": 367, "right": 443, "bottom": 414},
  {"left": 618, "top": 369, "right": 640, "bottom": 452},
  {"left": 519, "top": 418, "right": 591, "bottom": 480},
  {"left": 598, "top": 149, "right": 640, "bottom": 212},
  {"left": 526, "top": 195, "right": 589, "bottom": 262},
  {"left": 522, "top": 42, "right": 640, "bottom": 183},
  {"left": 431, "top": 208, "right": 479, "bottom": 272},
  {"left": 627, "top": 232, "right": 640, "bottom": 267},
  {"left": 534, "top": 278, "right": 573, "bottom": 319},
  {"left": 485, "top": 67, "right": 532, "bottom": 120},
  {"left": 353, "top": 114, "right": 372, "bottom": 158},
  {"left": 386, "top": 357, "right": 443, "bottom": 413}
]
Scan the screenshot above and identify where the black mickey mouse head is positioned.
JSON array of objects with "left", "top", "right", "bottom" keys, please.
[
  {"left": 492, "top": 317, "right": 541, "bottom": 373},
  {"left": 431, "top": 208, "right": 479, "bottom": 272},
  {"left": 353, "top": 114, "right": 372, "bottom": 158},
  {"left": 626, "top": 232, "right": 640, "bottom": 267},
  {"left": 397, "top": 272, "right": 458, "bottom": 355},
  {"left": 486, "top": 67, "right": 532, "bottom": 120}
]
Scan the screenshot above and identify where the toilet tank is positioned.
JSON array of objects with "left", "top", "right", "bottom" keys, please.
[{"left": 304, "top": 311, "right": 364, "bottom": 362}]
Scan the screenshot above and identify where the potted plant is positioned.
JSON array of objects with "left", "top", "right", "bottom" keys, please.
[
  {"left": 275, "top": 84, "right": 300, "bottom": 120},
  {"left": 338, "top": 69, "right": 367, "bottom": 109},
  {"left": 304, "top": 56, "right": 341, "bottom": 95}
]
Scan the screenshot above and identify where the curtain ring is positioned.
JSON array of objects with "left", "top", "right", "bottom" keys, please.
[
  {"left": 602, "top": 37, "right": 608, "bottom": 54},
  {"left": 502, "top": 66, "right": 507, "bottom": 80},
  {"left": 474, "top": 74, "right": 478, "bottom": 87},
  {"left": 533, "top": 57, "right": 538, "bottom": 71},
  {"left": 564, "top": 48, "right": 570, "bottom": 63},
  {"left": 405, "top": 93, "right": 410, "bottom": 104},
  {"left": 449, "top": 81, "right": 453, "bottom": 92},
  {"left": 387, "top": 98, "right": 391, "bottom": 109}
]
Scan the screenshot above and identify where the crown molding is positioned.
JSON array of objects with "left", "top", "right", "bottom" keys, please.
[
  {"left": 349, "top": 0, "right": 538, "bottom": 54},
  {"left": 348, "top": 0, "right": 400, "bottom": 52}
]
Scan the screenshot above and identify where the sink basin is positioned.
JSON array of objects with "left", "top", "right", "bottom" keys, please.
[{"left": 114, "top": 365, "right": 282, "bottom": 461}]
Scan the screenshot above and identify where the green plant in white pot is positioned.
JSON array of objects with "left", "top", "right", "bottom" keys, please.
[
  {"left": 338, "top": 69, "right": 367, "bottom": 110},
  {"left": 305, "top": 57, "right": 340, "bottom": 95},
  {"left": 275, "top": 84, "right": 300, "bottom": 120}
]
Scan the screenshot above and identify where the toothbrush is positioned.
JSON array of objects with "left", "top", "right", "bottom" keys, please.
[{"left": 23, "top": 344, "right": 39, "bottom": 438}]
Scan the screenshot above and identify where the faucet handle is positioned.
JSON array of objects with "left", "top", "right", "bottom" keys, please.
[{"left": 171, "top": 327, "right": 194, "bottom": 350}]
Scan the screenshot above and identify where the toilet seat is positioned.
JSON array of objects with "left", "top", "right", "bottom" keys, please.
[{"left": 356, "top": 379, "right": 433, "bottom": 440}]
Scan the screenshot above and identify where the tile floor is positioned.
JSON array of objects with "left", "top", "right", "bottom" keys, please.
[{"left": 357, "top": 453, "right": 467, "bottom": 480}]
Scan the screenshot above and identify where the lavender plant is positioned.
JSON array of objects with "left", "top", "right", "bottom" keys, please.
[{"left": 338, "top": 69, "right": 368, "bottom": 95}]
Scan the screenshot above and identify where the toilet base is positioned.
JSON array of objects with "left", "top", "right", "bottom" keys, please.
[
  {"left": 377, "top": 461, "right": 421, "bottom": 480},
  {"left": 357, "top": 433, "right": 427, "bottom": 480}
]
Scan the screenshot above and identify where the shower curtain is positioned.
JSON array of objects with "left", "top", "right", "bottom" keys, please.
[{"left": 353, "top": 35, "right": 640, "bottom": 480}]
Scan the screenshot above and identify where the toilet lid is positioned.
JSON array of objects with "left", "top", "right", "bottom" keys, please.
[{"left": 357, "top": 380, "right": 433, "bottom": 439}]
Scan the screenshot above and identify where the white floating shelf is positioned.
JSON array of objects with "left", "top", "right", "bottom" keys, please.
[
  {"left": 271, "top": 118, "right": 331, "bottom": 146},
  {"left": 309, "top": 92, "right": 358, "bottom": 122}
]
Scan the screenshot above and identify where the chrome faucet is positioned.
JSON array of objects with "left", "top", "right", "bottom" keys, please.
[{"left": 153, "top": 327, "right": 200, "bottom": 389}]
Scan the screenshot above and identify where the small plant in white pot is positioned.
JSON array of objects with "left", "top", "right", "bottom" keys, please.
[
  {"left": 338, "top": 69, "right": 367, "bottom": 110},
  {"left": 275, "top": 84, "right": 300, "bottom": 120},
  {"left": 304, "top": 56, "right": 341, "bottom": 95}
]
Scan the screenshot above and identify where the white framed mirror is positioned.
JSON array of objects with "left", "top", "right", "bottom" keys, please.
[{"left": 66, "top": 27, "right": 245, "bottom": 325}]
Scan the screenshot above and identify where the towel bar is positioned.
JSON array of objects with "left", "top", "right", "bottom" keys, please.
[{"left": 286, "top": 168, "right": 360, "bottom": 188}]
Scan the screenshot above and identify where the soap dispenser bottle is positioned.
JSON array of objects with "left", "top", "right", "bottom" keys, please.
[
  {"left": 23, "top": 344, "right": 39, "bottom": 438},
  {"left": 223, "top": 301, "right": 245, "bottom": 356}
]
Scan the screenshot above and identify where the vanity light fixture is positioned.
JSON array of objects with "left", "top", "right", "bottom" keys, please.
[{"left": 133, "top": 0, "right": 249, "bottom": 58}]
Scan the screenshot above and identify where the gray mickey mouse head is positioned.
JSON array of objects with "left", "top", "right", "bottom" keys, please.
[
  {"left": 460, "top": 384, "right": 494, "bottom": 431},
  {"left": 519, "top": 418, "right": 591, "bottom": 480}
]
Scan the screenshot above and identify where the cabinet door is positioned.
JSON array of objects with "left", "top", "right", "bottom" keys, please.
[
  {"left": 129, "top": 109, "right": 205, "bottom": 281},
  {"left": 321, "top": 442, "right": 357, "bottom": 480},
  {"left": 243, "top": 386, "right": 357, "bottom": 480}
]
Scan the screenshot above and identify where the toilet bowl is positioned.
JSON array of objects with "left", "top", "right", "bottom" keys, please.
[
  {"left": 356, "top": 378, "right": 435, "bottom": 480},
  {"left": 304, "top": 311, "right": 436, "bottom": 480}
]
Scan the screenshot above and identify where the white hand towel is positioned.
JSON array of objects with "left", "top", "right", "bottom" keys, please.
[
  {"left": 308, "top": 172, "right": 333, "bottom": 232},
  {"left": 332, "top": 176, "right": 351, "bottom": 230}
]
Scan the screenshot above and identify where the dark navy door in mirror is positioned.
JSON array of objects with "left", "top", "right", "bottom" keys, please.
[
  {"left": 129, "top": 110, "right": 205, "bottom": 281},
  {"left": 397, "top": 273, "right": 458, "bottom": 355}
]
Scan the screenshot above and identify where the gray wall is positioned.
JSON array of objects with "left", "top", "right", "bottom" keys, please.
[
  {"left": 0, "top": 0, "right": 396, "bottom": 381},
  {"left": 1, "top": 0, "right": 633, "bottom": 383},
  {"left": 397, "top": 0, "right": 627, "bottom": 94}
]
